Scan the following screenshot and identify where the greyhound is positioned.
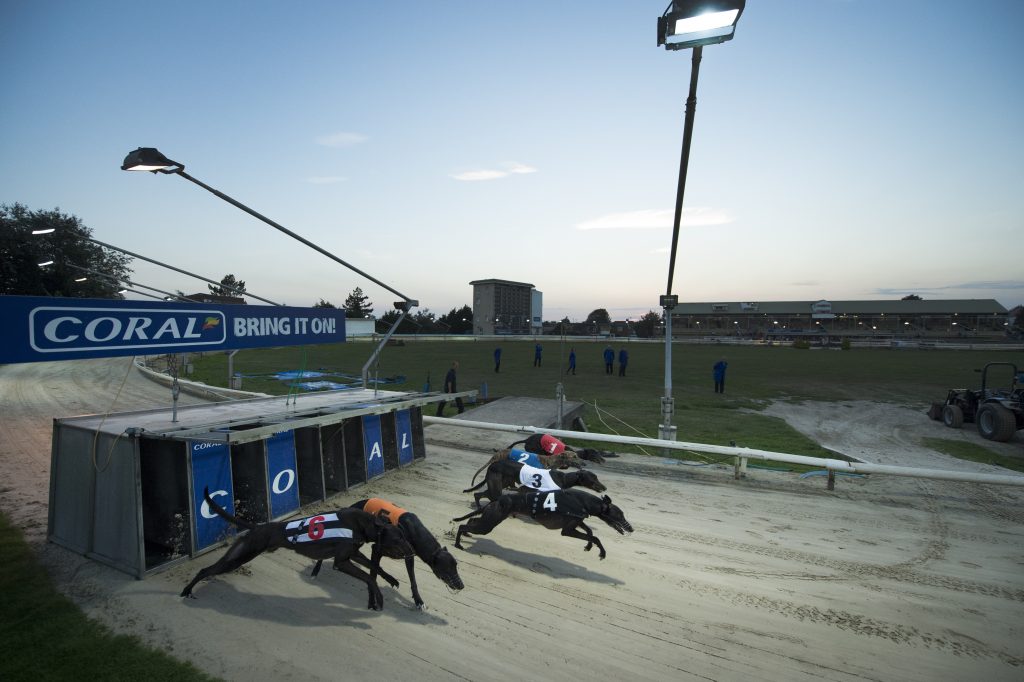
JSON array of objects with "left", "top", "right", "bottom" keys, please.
[
  {"left": 468, "top": 444, "right": 609, "bottom": 488},
  {"left": 310, "top": 498, "right": 464, "bottom": 609},
  {"left": 180, "top": 488, "right": 412, "bottom": 610},
  {"left": 452, "top": 489, "right": 633, "bottom": 560},
  {"left": 463, "top": 460, "right": 607, "bottom": 508}
]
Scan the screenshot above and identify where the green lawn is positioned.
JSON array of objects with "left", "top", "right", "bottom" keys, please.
[
  {"left": 183, "top": 339, "right": 1020, "bottom": 458},
  {"left": 0, "top": 512, "right": 216, "bottom": 681}
]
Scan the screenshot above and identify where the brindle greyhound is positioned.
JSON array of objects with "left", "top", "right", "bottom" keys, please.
[
  {"left": 180, "top": 488, "right": 412, "bottom": 610},
  {"left": 463, "top": 460, "right": 607, "bottom": 508},
  {"left": 309, "top": 498, "right": 464, "bottom": 609},
  {"left": 452, "top": 489, "right": 632, "bottom": 560},
  {"left": 467, "top": 445, "right": 609, "bottom": 488}
]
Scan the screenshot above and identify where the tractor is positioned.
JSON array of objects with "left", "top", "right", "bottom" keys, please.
[{"left": 928, "top": 362, "right": 1024, "bottom": 442}]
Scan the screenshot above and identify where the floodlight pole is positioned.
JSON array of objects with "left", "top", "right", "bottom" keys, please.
[
  {"left": 123, "top": 150, "right": 417, "bottom": 390},
  {"left": 169, "top": 168, "right": 419, "bottom": 390},
  {"left": 62, "top": 263, "right": 192, "bottom": 302},
  {"left": 659, "top": 45, "right": 703, "bottom": 445}
]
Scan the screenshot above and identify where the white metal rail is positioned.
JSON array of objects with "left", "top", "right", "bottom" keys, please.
[{"left": 423, "top": 416, "right": 1024, "bottom": 487}]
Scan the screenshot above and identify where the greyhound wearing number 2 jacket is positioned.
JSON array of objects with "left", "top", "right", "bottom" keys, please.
[{"left": 180, "top": 488, "right": 413, "bottom": 610}]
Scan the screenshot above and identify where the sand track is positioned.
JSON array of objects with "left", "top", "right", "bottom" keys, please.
[{"left": 2, "top": 360, "right": 1023, "bottom": 681}]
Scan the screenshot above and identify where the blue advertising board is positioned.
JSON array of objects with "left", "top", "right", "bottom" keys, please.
[
  {"left": 395, "top": 409, "right": 414, "bottom": 466},
  {"left": 362, "top": 414, "right": 385, "bottom": 479},
  {"left": 0, "top": 295, "right": 346, "bottom": 364},
  {"left": 189, "top": 441, "right": 235, "bottom": 551},
  {"left": 266, "top": 430, "right": 300, "bottom": 518}
]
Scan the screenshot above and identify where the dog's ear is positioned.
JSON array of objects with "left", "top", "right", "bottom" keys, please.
[{"left": 602, "top": 495, "right": 612, "bottom": 504}]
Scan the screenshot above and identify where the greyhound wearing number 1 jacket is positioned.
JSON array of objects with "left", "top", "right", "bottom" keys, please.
[{"left": 180, "top": 488, "right": 413, "bottom": 610}]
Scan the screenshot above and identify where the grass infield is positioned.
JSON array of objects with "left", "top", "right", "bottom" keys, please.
[{"left": 186, "top": 339, "right": 1020, "bottom": 461}]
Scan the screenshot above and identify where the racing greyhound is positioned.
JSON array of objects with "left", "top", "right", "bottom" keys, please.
[
  {"left": 452, "top": 488, "right": 632, "bottom": 560},
  {"left": 180, "top": 488, "right": 412, "bottom": 610}
]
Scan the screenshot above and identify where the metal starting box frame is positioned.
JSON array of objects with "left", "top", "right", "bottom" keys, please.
[{"left": 47, "top": 388, "right": 457, "bottom": 578}]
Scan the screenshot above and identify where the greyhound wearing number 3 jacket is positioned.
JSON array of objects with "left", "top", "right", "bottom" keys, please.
[{"left": 180, "top": 488, "right": 413, "bottom": 610}]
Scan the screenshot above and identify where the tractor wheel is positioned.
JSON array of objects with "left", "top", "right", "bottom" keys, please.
[
  {"left": 927, "top": 403, "right": 944, "bottom": 421},
  {"left": 942, "top": 404, "right": 964, "bottom": 428},
  {"left": 976, "top": 404, "right": 1018, "bottom": 442}
]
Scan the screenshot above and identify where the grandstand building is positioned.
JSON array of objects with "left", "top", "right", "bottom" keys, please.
[{"left": 669, "top": 299, "right": 1009, "bottom": 338}]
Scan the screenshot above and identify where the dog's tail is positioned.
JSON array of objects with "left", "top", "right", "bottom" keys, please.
[
  {"left": 451, "top": 503, "right": 489, "bottom": 523},
  {"left": 202, "top": 487, "right": 256, "bottom": 531},
  {"left": 468, "top": 451, "right": 502, "bottom": 487},
  {"left": 462, "top": 478, "right": 487, "bottom": 493}
]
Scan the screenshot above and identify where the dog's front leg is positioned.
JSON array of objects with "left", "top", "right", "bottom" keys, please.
[
  {"left": 405, "top": 555, "right": 424, "bottom": 609},
  {"left": 562, "top": 521, "right": 607, "bottom": 559}
]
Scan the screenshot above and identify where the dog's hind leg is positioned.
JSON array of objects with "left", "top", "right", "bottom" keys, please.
[
  {"left": 180, "top": 533, "right": 269, "bottom": 598},
  {"left": 349, "top": 549, "right": 401, "bottom": 589}
]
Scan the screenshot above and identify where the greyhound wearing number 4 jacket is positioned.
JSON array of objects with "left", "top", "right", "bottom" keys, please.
[
  {"left": 180, "top": 488, "right": 413, "bottom": 610},
  {"left": 452, "top": 488, "right": 633, "bottom": 560}
]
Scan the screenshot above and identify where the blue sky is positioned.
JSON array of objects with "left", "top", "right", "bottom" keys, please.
[{"left": 2, "top": 1, "right": 1022, "bottom": 321}]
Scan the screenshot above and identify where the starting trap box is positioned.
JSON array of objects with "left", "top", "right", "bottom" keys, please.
[{"left": 47, "top": 388, "right": 448, "bottom": 578}]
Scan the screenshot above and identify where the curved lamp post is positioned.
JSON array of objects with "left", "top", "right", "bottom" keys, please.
[
  {"left": 122, "top": 147, "right": 418, "bottom": 389},
  {"left": 655, "top": 0, "right": 745, "bottom": 443}
]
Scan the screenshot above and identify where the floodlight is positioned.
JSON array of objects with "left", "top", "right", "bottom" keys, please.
[{"left": 658, "top": 0, "right": 745, "bottom": 50}]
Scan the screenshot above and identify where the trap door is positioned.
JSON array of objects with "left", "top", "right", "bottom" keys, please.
[
  {"left": 362, "top": 414, "right": 386, "bottom": 480},
  {"left": 266, "top": 430, "right": 301, "bottom": 519},
  {"left": 395, "top": 409, "right": 415, "bottom": 466},
  {"left": 187, "top": 440, "right": 236, "bottom": 553}
]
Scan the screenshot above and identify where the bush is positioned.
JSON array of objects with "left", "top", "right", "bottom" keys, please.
[
  {"left": 792, "top": 339, "right": 811, "bottom": 349},
  {"left": 841, "top": 338, "right": 851, "bottom": 351}
]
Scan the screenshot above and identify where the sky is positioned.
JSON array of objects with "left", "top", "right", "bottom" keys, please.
[{"left": 2, "top": 1, "right": 1022, "bottom": 322}]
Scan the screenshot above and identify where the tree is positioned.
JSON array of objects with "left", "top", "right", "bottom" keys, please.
[
  {"left": 209, "top": 274, "right": 246, "bottom": 297},
  {"left": 438, "top": 304, "right": 473, "bottom": 333},
  {"left": 634, "top": 310, "right": 663, "bottom": 338},
  {"left": 586, "top": 308, "right": 611, "bottom": 325},
  {"left": 377, "top": 309, "right": 418, "bottom": 333},
  {"left": 313, "top": 299, "right": 336, "bottom": 308},
  {"left": 343, "top": 287, "right": 374, "bottom": 318},
  {"left": 0, "top": 203, "right": 132, "bottom": 298},
  {"left": 901, "top": 294, "right": 922, "bottom": 301}
]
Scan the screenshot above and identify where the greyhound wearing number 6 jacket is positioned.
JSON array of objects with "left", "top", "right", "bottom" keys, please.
[
  {"left": 452, "top": 488, "right": 633, "bottom": 560},
  {"left": 180, "top": 488, "right": 413, "bottom": 610}
]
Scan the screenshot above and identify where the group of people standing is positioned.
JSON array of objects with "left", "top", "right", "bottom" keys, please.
[
  {"left": 436, "top": 347, "right": 731, "bottom": 417},
  {"left": 602, "top": 345, "right": 628, "bottom": 376}
]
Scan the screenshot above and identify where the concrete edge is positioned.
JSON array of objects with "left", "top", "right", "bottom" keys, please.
[{"left": 133, "top": 358, "right": 272, "bottom": 402}]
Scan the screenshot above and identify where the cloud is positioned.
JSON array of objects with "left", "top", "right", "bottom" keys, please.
[
  {"left": 315, "top": 132, "right": 368, "bottom": 148},
  {"left": 305, "top": 176, "right": 347, "bottom": 184},
  {"left": 450, "top": 161, "right": 538, "bottom": 181},
  {"left": 451, "top": 169, "right": 509, "bottom": 181},
  {"left": 575, "top": 207, "right": 733, "bottom": 231},
  {"left": 505, "top": 162, "right": 537, "bottom": 174}
]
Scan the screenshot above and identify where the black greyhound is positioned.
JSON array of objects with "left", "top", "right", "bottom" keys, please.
[
  {"left": 310, "top": 498, "right": 465, "bottom": 609},
  {"left": 180, "top": 488, "right": 412, "bottom": 610},
  {"left": 463, "top": 460, "right": 607, "bottom": 508},
  {"left": 452, "top": 489, "right": 632, "bottom": 560}
]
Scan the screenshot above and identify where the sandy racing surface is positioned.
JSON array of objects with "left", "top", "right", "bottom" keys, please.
[{"left": 2, "top": 359, "right": 1023, "bottom": 681}]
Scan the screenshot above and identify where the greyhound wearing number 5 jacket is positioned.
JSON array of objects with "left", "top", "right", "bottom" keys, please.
[
  {"left": 309, "top": 498, "right": 465, "bottom": 609},
  {"left": 180, "top": 488, "right": 413, "bottom": 610},
  {"left": 452, "top": 488, "right": 633, "bottom": 560}
]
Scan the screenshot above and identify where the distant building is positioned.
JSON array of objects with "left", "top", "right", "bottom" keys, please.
[
  {"left": 668, "top": 299, "right": 1009, "bottom": 337},
  {"left": 470, "top": 279, "right": 541, "bottom": 335}
]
